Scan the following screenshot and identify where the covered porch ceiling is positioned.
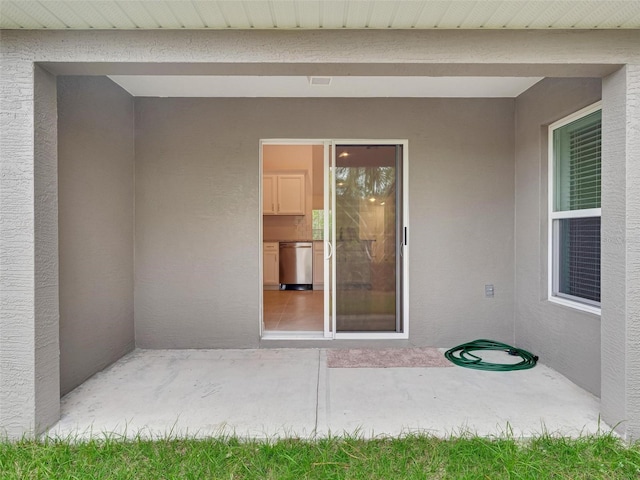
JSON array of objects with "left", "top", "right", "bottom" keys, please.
[
  {"left": 0, "top": 2, "right": 635, "bottom": 98},
  {"left": 107, "top": 74, "right": 546, "bottom": 97},
  {"left": 40, "top": 60, "right": 616, "bottom": 99},
  {"left": 1, "top": 0, "right": 639, "bottom": 30}
]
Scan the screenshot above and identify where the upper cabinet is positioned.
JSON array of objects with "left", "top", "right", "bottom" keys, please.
[
  {"left": 263, "top": 174, "right": 305, "bottom": 215},
  {"left": 263, "top": 175, "right": 277, "bottom": 215}
]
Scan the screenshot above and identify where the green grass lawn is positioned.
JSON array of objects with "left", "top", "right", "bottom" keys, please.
[{"left": 1, "top": 434, "right": 639, "bottom": 479}]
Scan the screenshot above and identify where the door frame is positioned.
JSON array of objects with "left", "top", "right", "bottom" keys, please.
[{"left": 259, "top": 138, "right": 409, "bottom": 341}]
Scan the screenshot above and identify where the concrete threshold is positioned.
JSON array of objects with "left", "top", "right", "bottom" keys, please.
[{"left": 47, "top": 348, "right": 605, "bottom": 441}]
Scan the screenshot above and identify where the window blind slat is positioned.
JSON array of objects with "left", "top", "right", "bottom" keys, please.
[
  {"left": 558, "top": 217, "right": 601, "bottom": 303},
  {"left": 555, "top": 110, "right": 601, "bottom": 212}
]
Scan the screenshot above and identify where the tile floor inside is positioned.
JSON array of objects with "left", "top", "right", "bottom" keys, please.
[
  {"left": 263, "top": 289, "right": 323, "bottom": 331},
  {"left": 262, "top": 289, "right": 397, "bottom": 332}
]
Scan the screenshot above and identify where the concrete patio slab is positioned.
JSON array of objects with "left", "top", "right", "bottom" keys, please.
[
  {"left": 319, "top": 351, "right": 603, "bottom": 438},
  {"left": 49, "top": 349, "right": 320, "bottom": 440},
  {"left": 47, "top": 348, "right": 605, "bottom": 441}
]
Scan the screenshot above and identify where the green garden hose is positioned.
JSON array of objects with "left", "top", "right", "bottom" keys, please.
[{"left": 444, "top": 339, "right": 538, "bottom": 371}]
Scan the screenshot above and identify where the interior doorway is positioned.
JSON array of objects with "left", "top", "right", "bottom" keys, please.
[
  {"left": 261, "top": 142, "right": 325, "bottom": 333},
  {"left": 260, "top": 140, "right": 408, "bottom": 339}
]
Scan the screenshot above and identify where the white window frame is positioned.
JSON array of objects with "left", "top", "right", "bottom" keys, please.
[{"left": 548, "top": 102, "right": 602, "bottom": 316}]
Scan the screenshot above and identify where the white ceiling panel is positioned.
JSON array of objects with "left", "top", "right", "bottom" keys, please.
[
  {"left": 412, "top": 2, "right": 453, "bottom": 28},
  {"left": 216, "top": 1, "right": 251, "bottom": 28},
  {"left": 91, "top": 2, "right": 138, "bottom": 29},
  {"left": 138, "top": 1, "right": 181, "bottom": 28},
  {"left": 621, "top": 11, "right": 640, "bottom": 28},
  {"left": 504, "top": 1, "right": 556, "bottom": 28},
  {"left": 116, "top": 2, "right": 160, "bottom": 28},
  {"left": 368, "top": 1, "right": 402, "bottom": 28},
  {"left": 438, "top": 1, "right": 481, "bottom": 28},
  {"left": 297, "top": 1, "right": 321, "bottom": 28},
  {"left": 191, "top": 1, "right": 229, "bottom": 28},
  {"left": 62, "top": 2, "right": 115, "bottom": 28},
  {"left": 39, "top": 1, "right": 92, "bottom": 28},
  {"left": 270, "top": 1, "right": 297, "bottom": 28},
  {"left": 1, "top": 2, "right": 47, "bottom": 28},
  {"left": 458, "top": 1, "right": 504, "bottom": 29},
  {"left": 479, "top": 2, "right": 530, "bottom": 28},
  {"left": 166, "top": 1, "right": 207, "bottom": 29},
  {"left": 345, "top": 0, "right": 372, "bottom": 28},
  {"left": 11, "top": 0, "right": 69, "bottom": 28},
  {"left": 390, "top": 1, "right": 426, "bottom": 28},
  {"left": 1, "top": 1, "right": 639, "bottom": 30},
  {"left": 523, "top": 2, "right": 574, "bottom": 29},
  {"left": 548, "top": 1, "right": 608, "bottom": 28},
  {"left": 238, "top": 1, "right": 268, "bottom": 29},
  {"left": 108, "top": 75, "right": 542, "bottom": 98},
  {"left": 570, "top": 2, "right": 637, "bottom": 28},
  {"left": 0, "top": 11, "right": 21, "bottom": 28},
  {"left": 320, "top": 1, "right": 348, "bottom": 29}
]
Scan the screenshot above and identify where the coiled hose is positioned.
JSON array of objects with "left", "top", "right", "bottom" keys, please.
[{"left": 444, "top": 339, "right": 538, "bottom": 371}]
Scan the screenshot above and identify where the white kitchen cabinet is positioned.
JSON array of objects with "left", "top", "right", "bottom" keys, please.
[
  {"left": 262, "top": 175, "right": 277, "bottom": 215},
  {"left": 263, "top": 242, "right": 279, "bottom": 286},
  {"left": 263, "top": 174, "right": 305, "bottom": 215},
  {"left": 313, "top": 241, "right": 324, "bottom": 289}
]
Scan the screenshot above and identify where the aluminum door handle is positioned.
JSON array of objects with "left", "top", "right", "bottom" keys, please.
[{"left": 325, "top": 241, "right": 333, "bottom": 259}]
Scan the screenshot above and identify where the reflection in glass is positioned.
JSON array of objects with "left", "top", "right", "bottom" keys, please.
[{"left": 334, "top": 145, "right": 400, "bottom": 332}]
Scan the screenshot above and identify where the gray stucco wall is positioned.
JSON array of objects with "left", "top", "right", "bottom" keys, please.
[
  {"left": 514, "top": 78, "right": 602, "bottom": 395},
  {"left": 134, "top": 97, "right": 515, "bottom": 349},
  {"left": 33, "top": 65, "right": 61, "bottom": 435},
  {"left": 0, "top": 63, "right": 61, "bottom": 438},
  {"left": 601, "top": 65, "right": 640, "bottom": 438},
  {"left": 57, "top": 76, "right": 135, "bottom": 396}
]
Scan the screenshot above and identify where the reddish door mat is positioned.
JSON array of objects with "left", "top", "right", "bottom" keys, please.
[{"left": 327, "top": 348, "right": 453, "bottom": 368}]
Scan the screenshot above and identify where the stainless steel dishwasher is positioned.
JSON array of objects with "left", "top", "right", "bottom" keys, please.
[{"left": 279, "top": 242, "right": 313, "bottom": 290}]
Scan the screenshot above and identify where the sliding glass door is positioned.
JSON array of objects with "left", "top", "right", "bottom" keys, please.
[
  {"left": 327, "top": 142, "right": 406, "bottom": 335},
  {"left": 259, "top": 139, "right": 406, "bottom": 339}
]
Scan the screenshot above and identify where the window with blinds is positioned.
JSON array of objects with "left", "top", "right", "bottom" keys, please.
[
  {"left": 554, "top": 110, "right": 602, "bottom": 211},
  {"left": 550, "top": 105, "right": 602, "bottom": 311}
]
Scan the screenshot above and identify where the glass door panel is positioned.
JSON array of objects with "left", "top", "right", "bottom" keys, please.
[{"left": 333, "top": 144, "right": 403, "bottom": 332}]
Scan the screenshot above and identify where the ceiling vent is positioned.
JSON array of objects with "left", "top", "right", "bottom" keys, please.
[{"left": 308, "top": 76, "right": 332, "bottom": 86}]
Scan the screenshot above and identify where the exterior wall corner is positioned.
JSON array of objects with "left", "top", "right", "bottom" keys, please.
[
  {"left": 0, "top": 61, "right": 60, "bottom": 438},
  {"left": 601, "top": 64, "right": 640, "bottom": 440}
]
